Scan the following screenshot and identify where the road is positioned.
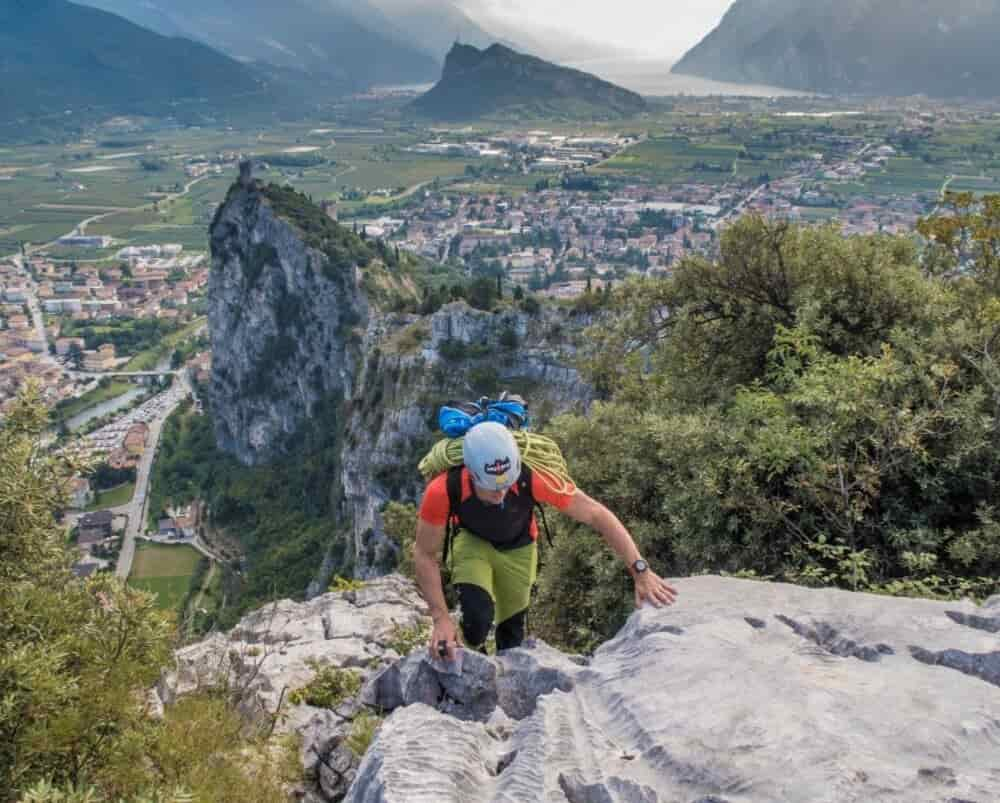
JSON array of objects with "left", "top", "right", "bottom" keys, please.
[
  {"left": 69, "top": 369, "right": 181, "bottom": 379},
  {"left": 14, "top": 255, "right": 61, "bottom": 367},
  {"left": 114, "top": 372, "right": 191, "bottom": 580}
]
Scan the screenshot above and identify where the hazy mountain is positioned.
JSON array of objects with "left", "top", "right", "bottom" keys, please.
[
  {"left": 672, "top": 0, "right": 1000, "bottom": 97},
  {"left": 0, "top": 0, "right": 271, "bottom": 125},
  {"left": 354, "top": 0, "right": 496, "bottom": 60},
  {"left": 412, "top": 43, "right": 647, "bottom": 121},
  {"left": 78, "top": 0, "right": 441, "bottom": 90},
  {"left": 339, "top": 0, "right": 621, "bottom": 66}
]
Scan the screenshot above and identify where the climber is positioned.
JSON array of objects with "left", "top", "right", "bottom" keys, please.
[{"left": 414, "top": 420, "right": 678, "bottom": 661}]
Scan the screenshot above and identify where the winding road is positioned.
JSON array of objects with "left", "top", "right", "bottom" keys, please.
[{"left": 113, "top": 372, "right": 191, "bottom": 579}]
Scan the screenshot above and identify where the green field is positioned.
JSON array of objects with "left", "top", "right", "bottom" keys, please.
[
  {"left": 86, "top": 482, "right": 135, "bottom": 511},
  {"left": 3, "top": 109, "right": 1000, "bottom": 262},
  {"left": 129, "top": 542, "right": 202, "bottom": 611}
]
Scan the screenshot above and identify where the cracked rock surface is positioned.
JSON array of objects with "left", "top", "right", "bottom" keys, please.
[
  {"left": 157, "top": 575, "right": 428, "bottom": 801},
  {"left": 343, "top": 576, "right": 1000, "bottom": 803}
]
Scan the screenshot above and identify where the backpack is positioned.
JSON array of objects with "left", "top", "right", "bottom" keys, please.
[
  {"left": 438, "top": 393, "right": 553, "bottom": 566},
  {"left": 438, "top": 391, "right": 529, "bottom": 437}
]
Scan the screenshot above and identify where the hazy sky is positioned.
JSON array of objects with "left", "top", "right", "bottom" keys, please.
[{"left": 457, "top": 0, "right": 735, "bottom": 60}]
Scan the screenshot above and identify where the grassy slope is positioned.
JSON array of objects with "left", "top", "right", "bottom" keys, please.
[{"left": 129, "top": 542, "right": 202, "bottom": 611}]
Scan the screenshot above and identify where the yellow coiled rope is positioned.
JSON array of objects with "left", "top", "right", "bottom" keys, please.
[{"left": 418, "top": 432, "right": 576, "bottom": 496}]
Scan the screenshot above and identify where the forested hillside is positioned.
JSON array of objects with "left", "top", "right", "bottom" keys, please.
[
  {"left": 0, "top": 0, "right": 272, "bottom": 127},
  {"left": 528, "top": 194, "right": 1000, "bottom": 649}
]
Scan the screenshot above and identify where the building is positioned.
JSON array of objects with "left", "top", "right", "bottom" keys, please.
[
  {"left": 57, "top": 235, "right": 113, "bottom": 249},
  {"left": 124, "top": 422, "right": 149, "bottom": 456},
  {"left": 71, "top": 562, "right": 100, "bottom": 578},
  {"left": 82, "top": 344, "right": 116, "bottom": 372},
  {"left": 78, "top": 510, "right": 113, "bottom": 542},
  {"left": 108, "top": 447, "right": 137, "bottom": 470}
]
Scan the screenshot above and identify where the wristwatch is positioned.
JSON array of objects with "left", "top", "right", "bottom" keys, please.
[{"left": 631, "top": 558, "right": 649, "bottom": 576}]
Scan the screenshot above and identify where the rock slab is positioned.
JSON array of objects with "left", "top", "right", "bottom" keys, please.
[{"left": 343, "top": 576, "right": 1000, "bottom": 803}]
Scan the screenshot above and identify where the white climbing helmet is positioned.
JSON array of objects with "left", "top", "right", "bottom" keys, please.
[{"left": 463, "top": 421, "right": 521, "bottom": 492}]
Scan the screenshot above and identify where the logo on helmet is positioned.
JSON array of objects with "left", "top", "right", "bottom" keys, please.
[{"left": 484, "top": 457, "right": 511, "bottom": 476}]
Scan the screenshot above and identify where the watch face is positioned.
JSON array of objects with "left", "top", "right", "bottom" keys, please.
[{"left": 633, "top": 559, "right": 648, "bottom": 574}]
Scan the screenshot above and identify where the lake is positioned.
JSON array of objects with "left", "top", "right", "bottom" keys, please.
[{"left": 566, "top": 57, "right": 811, "bottom": 98}]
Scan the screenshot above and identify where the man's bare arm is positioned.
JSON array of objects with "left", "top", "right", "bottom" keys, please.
[
  {"left": 413, "top": 518, "right": 462, "bottom": 657},
  {"left": 562, "top": 490, "right": 678, "bottom": 608},
  {"left": 414, "top": 518, "right": 449, "bottom": 620}
]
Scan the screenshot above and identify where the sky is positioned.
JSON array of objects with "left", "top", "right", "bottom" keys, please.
[{"left": 456, "top": 0, "right": 736, "bottom": 60}]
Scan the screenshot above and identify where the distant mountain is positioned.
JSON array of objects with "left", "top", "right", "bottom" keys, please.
[
  {"left": 336, "top": 0, "right": 621, "bottom": 67},
  {"left": 78, "top": 0, "right": 441, "bottom": 91},
  {"left": 673, "top": 0, "right": 1000, "bottom": 97},
  {"left": 0, "top": 0, "right": 271, "bottom": 126},
  {"left": 351, "top": 0, "right": 496, "bottom": 61},
  {"left": 412, "top": 43, "right": 647, "bottom": 121}
]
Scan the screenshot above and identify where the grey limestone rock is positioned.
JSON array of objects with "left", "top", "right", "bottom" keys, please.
[
  {"left": 342, "top": 575, "right": 1000, "bottom": 803},
  {"left": 157, "top": 576, "right": 427, "bottom": 802}
]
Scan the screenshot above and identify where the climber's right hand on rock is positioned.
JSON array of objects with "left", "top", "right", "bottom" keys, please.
[{"left": 430, "top": 614, "right": 461, "bottom": 661}]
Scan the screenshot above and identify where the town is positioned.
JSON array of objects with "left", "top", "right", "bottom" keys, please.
[{"left": 346, "top": 115, "right": 969, "bottom": 298}]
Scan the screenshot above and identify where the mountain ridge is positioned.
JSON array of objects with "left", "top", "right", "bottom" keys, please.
[
  {"left": 412, "top": 43, "right": 647, "bottom": 121},
  {"left": 76, "top": 0, "right": 441, "bottom": 91},
  {"left": 673, "top": 0, "right": 1000, "bottom": 97},
  {"left": 0, "top": 0, "right": 274, "bottom": 128}
]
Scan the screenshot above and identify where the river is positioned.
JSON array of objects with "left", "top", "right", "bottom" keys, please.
[
  {"left": 66, "top": 354, "right": 174, "bottom": 432},
  {"left": 66, "top": 387, "right": 146, "bottom": 432}
]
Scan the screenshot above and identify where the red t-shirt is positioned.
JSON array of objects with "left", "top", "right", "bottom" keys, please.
[{"left": 419, "top": 466, "right": 575, "bottom": 540}]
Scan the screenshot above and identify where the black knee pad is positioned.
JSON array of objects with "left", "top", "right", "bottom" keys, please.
[
  {"left": 457, "top": 584, "right": 494, "bottom": 648},
  {"left": 495, "top": 609, "right": 527, "bottom": 652}
]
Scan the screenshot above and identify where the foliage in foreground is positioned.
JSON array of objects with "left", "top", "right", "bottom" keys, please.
[
  {"left": 0, "top": 386, "right": 300, "bottom": 802},
  {"left": 534, "top": 200, "right": 1000, "bottom": 652}
]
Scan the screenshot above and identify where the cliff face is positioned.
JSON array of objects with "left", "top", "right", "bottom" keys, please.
[
  {"left": 208, "top": 179, "right": 592, "bottom": 582},
  {"left": 338, "top": 301, "right": 591, "bottom": 582},
  {"left": 673, "top": 0, "right": 1000, "bottom": 97},
  {"left": 209, "top": 179, "right": 369, "bottom": 466},
  {"left": 411, "top": 42, "right": 647, "bottom": 120}
]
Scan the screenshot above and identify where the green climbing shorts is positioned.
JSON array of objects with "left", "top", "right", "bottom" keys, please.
[{"left": 449, "top": 529, "right": 538, "bottom": 625}]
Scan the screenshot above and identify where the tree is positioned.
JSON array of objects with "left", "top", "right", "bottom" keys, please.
[
  {"left": 1, "top": 385, "right": 304, "bottom": 802},
  {"left": 466, "top": 277, "right": 497, "bottom": 311},
  {"left": 536, "top": 209, "right": 1000, "bottom": 652},
  {"left": 0, "top": 384, "right": 173, "bottom": 797},
  {"left": 67, "top": 342, "right": 84, "bottom": 371}
]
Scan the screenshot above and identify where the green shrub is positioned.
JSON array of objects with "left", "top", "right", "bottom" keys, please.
[
  {"left": 499, "top": 326, "right": 519, "bottom": 350},
  {"left": 329, "top": 576, "right": 365, "bottom": 593},
  {"left": 384, "top": 622, "right": 430, "bottom": 657},
  {"left": 437, "top": 339, "right": 467, "bottom": 360},
  {"left": 381, "top": 501, "right": 417, "bottom": 578},
  {"left": 261, "top": 183, "right": 374, "bottom": 281},
  {"left": 345, "top": 711, "right": 382, "bottom": 758},
  {"left": 288, "top": 663, "right": 362, "bottom": 709}
]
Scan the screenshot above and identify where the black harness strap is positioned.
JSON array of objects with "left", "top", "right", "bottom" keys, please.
[{"left": 443, "top": 465, "right": 464, "bottom": 567}]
